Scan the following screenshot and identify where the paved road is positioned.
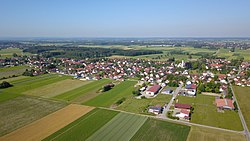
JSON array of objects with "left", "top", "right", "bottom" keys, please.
[
  {"left": 99, "top": 106, "right": 244, "bottom": 135},
  {"left": 159, "top": 83, "right": 183, "bottom": 119},
  {"left": 230, "top": 83, "right": 250, "bottom": 141}
]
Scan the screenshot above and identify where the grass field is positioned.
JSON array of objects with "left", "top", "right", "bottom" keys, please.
[
  {"left": 83, "top": 80, "right": 137, "bottom": 107},
  {"left": 0, "top": 66, "right": 29, "bottom": 78},
  {"left": 0, "top": 104, "right": 94, "bottom": 141},
  {"left": 187, "top": 126, "right": 246, "bottom": 141},
  {"left": 0, "top": 48, "right": 30, "bottom": 58},
  {"left": 86, "top": 113, "right": 147, "bottom": 141},
  {"left": 0, "top": 96, "right": 66, "bottom": 136},
  {"left": 43, "top": 108, "right": 119, "bottom": 141},
  {"left": 176, "top": 94, "right": 243, "bottom": 131},
  {"left": 216, "top": 48, "right": 250, "bottom": 61},
  {"left": 117, "top": 94, "right": 172, "bottom": 114},
  {"left": 0, "top": 76, "right": 28, "bottom": 83},
  {"left": 23, "top": 79, "right": 92, "bottom": 98},
  {"left": 233, "top": 86, "right": 250, "bottom": 129},
  {"left": 131, "top": 118, "right": 190, "bottom": 141},
  {"left": 54, "top": 79, "right": 112, "bottom": 102}
]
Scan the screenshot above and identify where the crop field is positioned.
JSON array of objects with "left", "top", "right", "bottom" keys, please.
[
  {"left": 216, "top": 48, "right": 250, "bottom": 61},
  {"left": 0, "top": 96, "right": 66, "bottom": 136},
  {"left": 176, "top": 95, "right": 243, "bottom": 131},
  {"left": 4, "top": 74, "right": 71, "bottom": 94},
  {"left": 86, "top": 113, "right": 147, "bottom": 141},
  {"left": 187, "top": 126, "right": 246, "bottom": 141},
  {"left": 0, "top": 76, "right": 28, "bottom": 83},
  {"left": 0, "top": 48, "right": 30, "bottom": 58},
  {"left": 23, "top": 79, "right": 92, "bottom": 98},
  {"left": 117, "top": 94, "right": 172, "bottom": 114},
  {"left": 83, "top": 80, "right": 136, "bottom": 107},
  {"left": 54, "top": 79, "right": 112, "bottom": 102},
  {"left": 0, "top": 66, "right": 29, "bottom": 78},
  {"left": 233, "top": 86, "right": 250, "bottom": 129},
  {"left": 0, "top": 104, "right": 94, "bottom": 141},
  {"left": 44, "top": 108, "right": 119, "bottom": 141},
  {"left": 131, "top": 118, "right": 190, "bottom": 141}
]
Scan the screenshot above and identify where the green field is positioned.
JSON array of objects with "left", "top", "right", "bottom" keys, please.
[
  {"left": 0, "top": 95, "right": 66, "bottom": 136},
  {"left": 176, "top": 94, "right": 243, "bottom": 131},
  {"left": 0, "top": 76, "right": 28, "bottom": 83},
  {"left": 187, "top": 126, "right": 246, "bottom": 141},
  {"left": 217, "top": 48, "right": 250, "bottom": 61},
  {"left": 86, "top": 113, "right": 148, "bottom": 141},
  {"left": 131, "top": 118, "right": 190, "bottom": 141},
  {"left": 43, "top": 108, "right": 118, "bottom": 141},
  {"left": 0, "top": 74, "right": 71, "bottom": 103},
  {"left": 233, "top": 86, "right": 250, "bottom": 129},
  {"left": 54, "top": 79, "right": 112, "bottom": 102},
  {"left": 0, "top": 48, "right": 30, "bottom": 58},
  {"left": 23, "top": 79, "right": 92, "bottom": 98},
  {"left": 117, "top": 94, "right": 172, "bottom": 114},
  {"left": 0, "top": 65, "right": 29, "bottom": 78},
  {"left": 83, "top": 80, "right": 136, "bottom": 107}
]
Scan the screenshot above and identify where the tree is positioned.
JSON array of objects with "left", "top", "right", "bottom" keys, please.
[
  {"left": 188, "top": 54, "right": 192, "bottom": 59},
  {"left": 0, "top": 81, "right": 13, "bottom": 89},
  {"left": 12, "top": 53, "right": 18, "bottom": 57}
]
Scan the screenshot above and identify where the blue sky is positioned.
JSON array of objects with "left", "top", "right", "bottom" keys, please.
[{"left": 0, "top": 0, "right": 250, "bottom": 37}]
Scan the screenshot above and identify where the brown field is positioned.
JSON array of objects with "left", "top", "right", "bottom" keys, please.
[
  {"left": 0, "top": 104, "right": 94, "bottom": 141},
  {"left": 187, "top": 126, "right": 246, "bottom": 141},
  {"left": 22, "top": 79, "right": 92, "bottom": 98}
]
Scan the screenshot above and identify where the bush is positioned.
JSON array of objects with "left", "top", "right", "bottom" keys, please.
[
  {"left": 0, "top": 81, "right": 13, "bottom": 89},
  {"left": 115, "top": 97, "right": 126, "bottom": 105}
]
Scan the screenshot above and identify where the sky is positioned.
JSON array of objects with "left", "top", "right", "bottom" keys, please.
[{"left": 0, "top": 0, "right": 250, "bottom": 38}]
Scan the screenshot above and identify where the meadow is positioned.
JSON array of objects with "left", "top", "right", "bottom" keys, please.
[
  {"left": 43, "top": 108, "right": 119, "bottom": 141},
  {"left": 216, "top": 48, "right": 250, "bottom": 61},
  {"left": 0, "top": 65, "right": 29, "bottom": 78},
  {"left": 176, "top": 94, "right": 243, "bottom": 131},
  {"left": 187, "top": 126, "right": 246, "bottom": 141},
  {"left": 131, "top": 118, "right": 190, "bottom": 141},
  {"left": 233, "top": 86, "right": 250, "bottom": 129},
  {"left": 0, "top": 95, "right": 66, "bottom": 136},
  {"left": 117, "top": 94, "right": 172, "bottom": 114},
  {"left": 54, "top": 79, "right": 112, "bottom": 103},
  {"left": 83, "top": 80, "right": 136, "bottom": 107},
  {"left": 0, "top": 48, "right": 30, "bottom": 58}
]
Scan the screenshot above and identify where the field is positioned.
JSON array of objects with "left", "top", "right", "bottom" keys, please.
[
  {"left": 0, "top": 104, "right": 94, "bottom": 141},
  {"left": 117, "top": 94, "right": 172, "bottom": 114},
  {"left": 216, "top": 48, "right": 250, "bottom": 61},
  {"left": 0, "top": 65, "right": 29, "bottom": 78},
  {"left": 0, "top": 76, "right": 28, "bottom": 83},
  {"left": 83, "top": 80, "right": 137, "bottom": 107},
  {"left": 54, "top": 79, "right": 112, "bottom": 103},
  {"left": 86, "top": 113, "right": 148, "bottom": 141},
  {"left": 176, "top": 94, "right": 243, "bottom": 131},
  {"left": 187, "top": 126, "right": 246, "bottom": 141},
  {"left": 22, "top": 79, "right": 92, "bottom": 98},
  {"left": 0, "top": 96, "right": 66, "bottom": 136},
  {"left": 233, "top": 86, "right": 250, "bottom": 129},
  {"left": 0, "top": 48, "right": 30, "bottom": 58},
  {"left": 131, "top": 118, "right": 190, "bottom": 141}
]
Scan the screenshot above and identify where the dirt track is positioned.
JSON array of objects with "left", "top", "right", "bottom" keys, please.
[{"left": 0, "top": 104, "right": 94, "bottom": 141}]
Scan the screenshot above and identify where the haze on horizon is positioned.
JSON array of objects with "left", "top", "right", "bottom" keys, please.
[{"left": 0, "top": 0, "right": 250, "bottom": 38}]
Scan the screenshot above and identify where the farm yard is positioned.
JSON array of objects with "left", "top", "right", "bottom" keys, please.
[
  {"left": 0, "top": 95, "right": 66, "bottom": 136},
  {"left": 0, "top": 104, "right": 94, "bottom": 141},
  {"left": 233, "top": 86, "right": 250, "bottom": 129},
  {"left": 187, "top": 126, "right": 246, "bottom": 141},
  {"left": 176, "top": 94, "right": 243, "bottom": 131},
  {"left": 83, "top": 80, "right": 137, "bottom": 107},
  {"left": 54, "top": 79, "right": 112, "bottom": 103},
  {"left": 131, "top": 118, "right": 190, "bottom": 141}
]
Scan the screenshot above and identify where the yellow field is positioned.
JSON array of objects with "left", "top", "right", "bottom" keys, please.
[
  {"left": 0, "top": 104, "right": 94, "bottom": 141},
  {"left": 187, "top": 126, "right": 246, "bottom": 141}
]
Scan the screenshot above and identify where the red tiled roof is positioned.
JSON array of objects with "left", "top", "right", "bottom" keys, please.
[
  {"left": 147, "top": 85, "right": 161, "bottom": 93},
  {"left": 175, "top": 103, "right": 191, "bottom": 109},
  {"left": 215, "top": 99, "right": 234, "bottom": 109},
  {"left": 181, "top": 109, "right": 190, "bottom": 115}
]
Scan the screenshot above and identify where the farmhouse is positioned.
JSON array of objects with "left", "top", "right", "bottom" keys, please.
[
  {"left": 148, "top": 105, "right": 162, "bottom": 114},
  {"left": 174, "top": 103, "right": 192, "bottom": 120},
  {"left": 145, "top": 85, "right": 161, "bottom": 96},
  {"left": 174, "top": 103, "right": 192, "bottom": 110},
  {"left": 185, "top": 83, "right": 197, "bottom": 96},
  {"left": 215, "top": 98, "right": 234, "bottom": 110}
]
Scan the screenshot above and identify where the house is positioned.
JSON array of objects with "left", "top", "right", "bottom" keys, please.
[
  {"left": 215, "top": 98, "right": 234, "bottom": 110},
  {"left": 148, "top": 105, "right": 162, "bottom": 114},
  {"left": 175, "top": 109, "right": 190, "bottom": 120},
  {"left": 145, "top": 85, "right": 161, "bottom": 96},
  {"left": 185, "top": 84, "right": 197, "bottom": 96},
  {"left": 175, "top": 103, "right": 192, "bottom": 110},
  {"left": 161, "top": 88, "right": 174, "bottom": 94}
]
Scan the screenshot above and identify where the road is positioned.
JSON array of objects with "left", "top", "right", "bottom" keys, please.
[
  {"left": 230, "top": 83, "right": 250, "bottom": 141},
  {"left": 158, "top": 83, "right": 183, "bottom": 119}
]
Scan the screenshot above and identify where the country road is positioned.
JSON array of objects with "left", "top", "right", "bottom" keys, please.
[{"left": 230, "top": 84, "right": 250, "bottom": 141}]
